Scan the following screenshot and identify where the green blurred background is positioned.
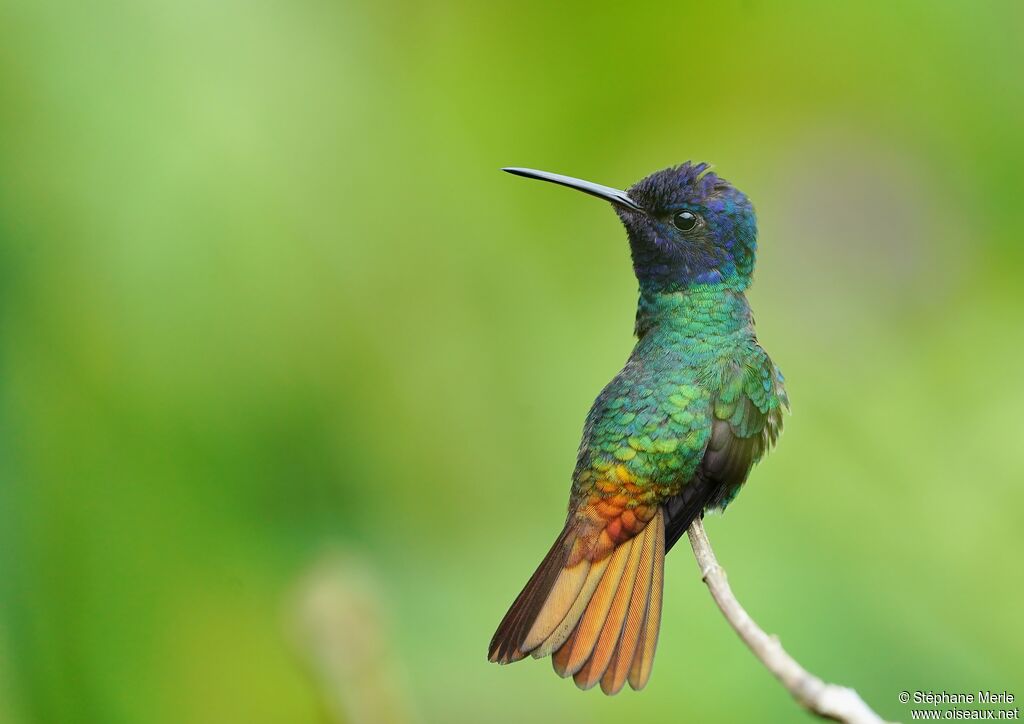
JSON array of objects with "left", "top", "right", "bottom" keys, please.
[{"left": 1, "top": 1, "right": 1022, "bottom": 722}]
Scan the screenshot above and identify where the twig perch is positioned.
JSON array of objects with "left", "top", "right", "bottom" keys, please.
[{"left": 686, "top": 518, "right": 892, "bottom": 724}]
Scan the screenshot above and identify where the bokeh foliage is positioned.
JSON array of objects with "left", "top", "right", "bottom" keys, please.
[{"left": 0, "top": 1, "right": 1022, "bottom": 722}]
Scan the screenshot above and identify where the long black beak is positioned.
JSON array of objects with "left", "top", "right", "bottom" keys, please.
[{"left": 503, "top": 167, "right": 644, "bottom": 212}]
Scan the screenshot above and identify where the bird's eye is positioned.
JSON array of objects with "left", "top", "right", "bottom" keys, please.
[{"left": 673, "top": 211, "right": 699, "bottom": 232}]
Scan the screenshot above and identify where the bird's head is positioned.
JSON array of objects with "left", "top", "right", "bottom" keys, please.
[{"left": 504, "top": 163, "right": 757, "bottom": 293}]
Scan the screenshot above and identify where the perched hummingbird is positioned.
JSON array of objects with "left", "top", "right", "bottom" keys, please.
[{"left": 488, "top": 163, "right": 788, "bottom": 694}]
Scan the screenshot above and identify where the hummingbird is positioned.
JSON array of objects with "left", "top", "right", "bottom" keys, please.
[{"left": 488, "top": 163, "right": 788, "bottom": 694}]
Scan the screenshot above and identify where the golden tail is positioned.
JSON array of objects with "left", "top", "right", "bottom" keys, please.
[{"left": 488, "top": 508, "right": 665, "bottom": 694}]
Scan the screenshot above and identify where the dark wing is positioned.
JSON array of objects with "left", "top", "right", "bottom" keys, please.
[{"left": 663, "top": 350, "right": 788, "bottom": 552}]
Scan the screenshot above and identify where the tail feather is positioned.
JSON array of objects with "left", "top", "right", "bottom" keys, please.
[
  {"left": 600, "top": 509, "right": 657, "bottom": 693},
  {"left": 536, "top": 544, "right": 614, "bottom": 659},
  {"left": 520, "top": 559, "right": 591, "bottom": 653},
  {"left": 488, "top": 526, "right": 579, "bottom": 664},
  {"left": 551, "top": 624, "right": 579, "bottom": 677},
  {"left": 488, "top": 507, "right": 666, "bottom": 694},
  {"left": 532, "top": 554, "right": 611, "bottom": 658},
  {"left": 558, "top": 536, "right": 635, "bottom": 677},
  {"left": 571, "top": 535, "right": 643, "bottom": 689},
  {"left": 627, "top": 594, "right": 651, "bottom": 686},
  {"left": 628, "top": 516, "right": 664, "bottom": 691}
]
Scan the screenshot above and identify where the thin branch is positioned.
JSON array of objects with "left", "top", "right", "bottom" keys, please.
[{"left": 686, "top": 518, "right": 892, "bottom": 724}]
